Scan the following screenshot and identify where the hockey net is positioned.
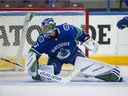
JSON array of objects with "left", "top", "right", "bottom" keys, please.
[{"left": 0, "top": 8, "right": 89, "bottom": 71}]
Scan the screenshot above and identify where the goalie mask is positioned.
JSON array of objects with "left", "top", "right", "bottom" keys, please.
[{"left": 41, "top": 18, "right": 56, "bottom": 35}]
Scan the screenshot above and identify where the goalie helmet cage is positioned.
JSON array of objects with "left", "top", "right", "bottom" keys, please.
[{"left": 0, "top": 7, "right": 89, "bottom": 71}]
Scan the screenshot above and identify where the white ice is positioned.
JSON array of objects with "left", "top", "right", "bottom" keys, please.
[{"left": 0, "top": 66, "right": 128, "bottom": 96}]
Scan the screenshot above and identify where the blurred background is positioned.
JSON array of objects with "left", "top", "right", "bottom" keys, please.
[{"left": 0, "top": 0, "right": 127, "bottom": 11}]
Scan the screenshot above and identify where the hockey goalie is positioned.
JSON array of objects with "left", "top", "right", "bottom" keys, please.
[{"left": 27, "top": 18, "right": 123, "bottom": 83}]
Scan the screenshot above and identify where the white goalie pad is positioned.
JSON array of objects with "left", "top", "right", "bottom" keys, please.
[
  {"left": 38, "top": 65, "right": 62, "bottom": 82},
  {"left": 39, "top": 64, "right": 54, "bottom": 74},
  {"left": 27, "top": 51, "right": 37, "bottom": 70},
  {"left": 74, "top": 56, "right": 115, "bottom": 77}
]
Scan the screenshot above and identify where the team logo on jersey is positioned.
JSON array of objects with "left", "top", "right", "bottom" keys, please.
[
  {"left": 51, "top": 42, "right": 71, "bottom": 59},
  {"left": 51, "top": 42, "right": 69, "bottom": 53},
  {"left": 57, "top": 48, "right": 71, "bottom": 59}
]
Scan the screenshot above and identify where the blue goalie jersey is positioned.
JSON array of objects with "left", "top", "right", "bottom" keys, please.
[{"left": 31, "top": 23, "right": 89, "bottom": 63}]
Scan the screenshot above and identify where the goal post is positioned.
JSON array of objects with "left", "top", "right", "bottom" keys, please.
[{"left": 0, "top": 7, "right": 89, "bottom": 71}]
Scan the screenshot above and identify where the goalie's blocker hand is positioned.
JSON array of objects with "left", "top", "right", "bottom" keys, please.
[{"left": 83, "top": 38, "right": 99, "bottom": 53}]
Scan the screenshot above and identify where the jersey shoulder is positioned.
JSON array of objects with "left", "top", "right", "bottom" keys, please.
[
  {"left": 37, "top": 33, "right": 46, "bottom": 42},
  {"left": 32, "top": 33, "right": 50, "bottom": 50},
  {"left": 56, "top": 23, "right": 77, "bottom": 32},
  {"left": 57, "top": 23, "right": 75, "bottom": 28},
  {"left": 34, "top": 33, "right": 50, "bottom": 46}
]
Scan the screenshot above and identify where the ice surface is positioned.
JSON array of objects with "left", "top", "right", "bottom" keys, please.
[
  {"left": 0, "top": 66, "right": 128, "bottom": 84},
  {"left": 0, "top": 66, "right": 128, "bottom": 96}
]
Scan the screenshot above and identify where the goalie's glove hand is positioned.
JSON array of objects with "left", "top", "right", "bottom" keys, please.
[{"left": 83, "top": 38, "right": 99, "bottom": 53}]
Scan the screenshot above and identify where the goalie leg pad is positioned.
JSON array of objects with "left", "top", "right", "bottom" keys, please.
[
  {"left": 75, "top": 56, "right": 113, "bottom": 76},
  {"left": 27, "top": 51, "right": 40, "bottom": 80},
  {"left": 38, "top": 69, "right": 62, "bottom": 81},
  {"left": 32, "top": 65, "right": 55, "bottom": 81},
  {"left": 74, "top": 56, "right": 123, "bottom": 82},
  {"left": 95, "top": 68, "right": 123, "bottom": 82}
]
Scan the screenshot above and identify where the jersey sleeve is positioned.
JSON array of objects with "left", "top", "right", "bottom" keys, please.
[
  {"left": 75, "top": 27, "right": 90, "bottom": 43},
  {"left": 31, "top": 34, "right": 46, "bottom": 56}
]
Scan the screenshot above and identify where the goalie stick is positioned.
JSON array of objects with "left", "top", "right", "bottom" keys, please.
[
  {"left": 16, "top": 13, "right": 34, "bottom": 70},
  {"left": 0, "top": 58, "right": 24, "bottom": 71},
  {"left": 0, "top": 13, "right": 34, "bottom": 71}
]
